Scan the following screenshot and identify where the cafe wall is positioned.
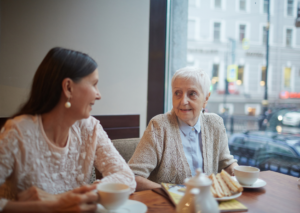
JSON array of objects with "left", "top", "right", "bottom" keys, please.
[{"left": 0, "top": 0, "right": 150, "bottom": 135}]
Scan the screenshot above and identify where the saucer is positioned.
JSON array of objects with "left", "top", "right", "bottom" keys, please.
[
  {"left": 232, "top": 177, "right": 267, "bottom": 188},
  {"left": 97, "top": 200, "right": 147, "bottom": 213},
  {"left": 215, "top": 192, "right": 242, "bottom": 201}
]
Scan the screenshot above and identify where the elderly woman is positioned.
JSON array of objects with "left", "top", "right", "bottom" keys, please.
[
  {"left": 0, "top": 47, "right": 136, "bottom": 212},
  {"left": 128, "top": 67, "right": 238, "bottom": 191}
]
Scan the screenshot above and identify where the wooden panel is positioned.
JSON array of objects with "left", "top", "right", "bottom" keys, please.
[
  {"left": 147, "top": 0, "right": 167, "bottom": 125},
  {"left": 0, "top": 115, "right": 140, "bottom": 140},
  {"left": 93, "top": 115, "right": 139, "bottom": 128},
  {"left": 104, "top": 128, "right": 139, "bottom": 140},
  {"left": 93, "top": 114, "right": 139, "bottom": 139}
]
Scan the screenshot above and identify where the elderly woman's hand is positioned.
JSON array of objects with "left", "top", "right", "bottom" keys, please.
[
  {"left": 224, "top": 162, "right": 239, "bottom": 176},
  {"left": 17, "top": 186, "right": 59, "bottom": 201}
]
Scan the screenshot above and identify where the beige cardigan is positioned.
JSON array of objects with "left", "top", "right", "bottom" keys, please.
[{"left": 128, "top": 110, "right": 236, "bottom": 184}]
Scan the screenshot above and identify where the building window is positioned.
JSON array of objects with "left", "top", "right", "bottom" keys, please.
[
  {"left": 239, "top": 24, "right": 246, "bottom": 42},
  {"left": 287, "top": 0, "right": 294, "bottom": 16},
  {"left": 286, "top": 29, "right": 293, "bottom": 47},
  {"left": 261, "top": 66, "right": 266, "bottom": 86},
  {"left": 284, "top": 67, "right": 291, "bottom": 88},
  {"left": 237, "top": 65, "right": 244, "bottom": 85},
  {"left": 239, "top": 0, "right": 246, "bottom": 11},
  {"left": 263, "top": 0, "right": 269, "bottom": 13},
  {"left": 214, "top": 22, "right": 221, "bottom": 42},
  {"left": 188, "top": 20, "right": 196, "bottom": 40},
  {"left": 212, "top": 64, "right": 219, "bottom": 91},
  {"left": 215, "top": 0, "right": 222, "bottom": 8},
  {"left": 262, "top": 26, "right": 267, "bottom": 45}
]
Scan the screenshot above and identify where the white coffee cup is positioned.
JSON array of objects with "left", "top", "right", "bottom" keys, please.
[
  {"left": 234, "top": 166, "right": 260, "bottom": 186},
  {"left": 97, "top": 183, "right": 130, "bottom": 211}
]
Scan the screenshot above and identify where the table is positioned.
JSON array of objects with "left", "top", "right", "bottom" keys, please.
[{"left": 129, "top": 171, "right": 300, "bottom": 213}]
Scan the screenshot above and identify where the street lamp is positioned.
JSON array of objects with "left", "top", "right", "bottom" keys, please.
[{"left": 263, "top": 0, "right": 270, "bottom": 114}]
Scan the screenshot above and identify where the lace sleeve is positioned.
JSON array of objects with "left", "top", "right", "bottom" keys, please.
[
  {"left": 0, "top": 126, "right": 19, "bottom": 211},
  {"left": 0, "top": 127, "right": 18, "bottom": 186},
  {"left": 93, "top": 123, "right": 136, "bottom": 193}
]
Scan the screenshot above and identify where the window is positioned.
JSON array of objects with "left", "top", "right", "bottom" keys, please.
[
  {"left": 239, "top": 0, "right": 246, "bottom": 11},
  {"left": 263, "top": 0, "right": 269, "bottom": 13},
  {"left": 237, "top": 65, "right": 244, "bottom": 85},
  {"left": 262, "top": 26, "right": 267, "bottom": 45},
  {"left": 214, "top": 22, "right": 221, "bottom": 42},
  {"left": 284, "top": 67, "right": 291, "bottom": 88},
  {"left": 212, "top": 64, "right": 219, "bottom": 91},
  {"left": 215, "top": 0, "right": 222, "bottom": 8},
  {"left": 286, "top": 29, "right": 293, "bottom": 47},
  {"left": 239, "top": 24, "right": 246, "bottom": 42},
  {"left": 188, "top": 20, "right": 196, "bottom": 40},
  {"left": 261, "top": 66, "right": 266, "bottom": 86},
  {"left": 287, "top": 0, "right": 294, "bottom": 16}
]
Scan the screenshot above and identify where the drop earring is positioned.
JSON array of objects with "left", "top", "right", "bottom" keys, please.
[
  {"left": 202, "top": 109, "right": 205, "bottom": 113},
  {"left": 65, "top": 97, "right": 71, "bottom": 108}
]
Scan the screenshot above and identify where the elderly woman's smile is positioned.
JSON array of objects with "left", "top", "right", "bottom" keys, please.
[{"left": 172, "top": 77, "right": 205, "bottom": 126}]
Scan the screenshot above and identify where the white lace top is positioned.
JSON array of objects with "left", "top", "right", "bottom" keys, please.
[{"left": 0, "top": 115, "right": 136, "bottom": 211}]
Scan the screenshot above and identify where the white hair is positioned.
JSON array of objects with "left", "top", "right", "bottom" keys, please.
[{"left": 171, "top": 67, "right": 211, "bottom": 98}]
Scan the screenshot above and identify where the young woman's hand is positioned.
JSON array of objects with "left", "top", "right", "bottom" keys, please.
[
  {"left": 52, "top": 184, "right": 98, "bottom": 213},
  {"left": 17, "top": 186, "right": 59, "bottom": 201}
]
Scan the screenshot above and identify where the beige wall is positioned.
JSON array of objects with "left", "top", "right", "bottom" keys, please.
[{"left": 0, "top": 0, "right": 149, "bottom": 135}]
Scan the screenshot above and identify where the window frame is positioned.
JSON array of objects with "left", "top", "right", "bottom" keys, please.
[
  {"left": 260, "top": 0, "right": 274, "bottom": 15},
  {"left": 239, "top": 24, "right": 246, "bottom": 42},
  {"left": 283, "top": 26, "right": 296, "bottom": 47},
  {"left": 236, "top": 0, "right": 250, "bottom": 12},
  {"left": 187, "top": 17, "right": 200, "bottom": 41},
  {"left": 211, "top": 0, "right": 227, "bottom": 10},
  {"left": 284, "top": 0, "right": 297, "bottom": 17},
  {"left": 146, "top": 0, "right": 167, "bottom": 124}
]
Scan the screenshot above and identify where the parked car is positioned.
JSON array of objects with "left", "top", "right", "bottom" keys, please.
[
  {"left": 229, "top": 131, "right": 300, "bottom": 157},
  {"left": 228, "top": 131, "right": 300, "bottom": 177},
  {"left": 282, "top": 112, "right": 300, "bottom": 127},
  {"left": 262, "top": 108, "right": 300, "bottom": 132}
]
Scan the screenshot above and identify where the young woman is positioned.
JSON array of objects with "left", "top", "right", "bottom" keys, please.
[{"left": 0, "top": 47, "right": 136, "bottom": 212}]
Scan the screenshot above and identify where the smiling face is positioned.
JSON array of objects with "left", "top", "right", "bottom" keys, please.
[
  {"left": 70, "top": 69, "right": 101, "bottom": 119},
  {"left": 172, "top": 77, "right": 208, "bottom": 126}
]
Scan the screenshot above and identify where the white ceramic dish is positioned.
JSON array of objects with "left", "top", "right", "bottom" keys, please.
[
  {"left": 232, "top": 176, "right": 267, "bottom": 188},
  {"left": 215, "top": 192, "right": 242, "bottom": 201},
  {"left": 97, "top": 200, "right": 147, "bottom": 213}
]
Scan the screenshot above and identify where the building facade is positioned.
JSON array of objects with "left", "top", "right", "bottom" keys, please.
[{"left": 187, "top": 0, "right": 300, "bottom": 115}]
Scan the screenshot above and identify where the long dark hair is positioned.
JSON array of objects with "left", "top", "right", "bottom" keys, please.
[{"left": 13, "top": 47, "right": 98, "bottom": 117}]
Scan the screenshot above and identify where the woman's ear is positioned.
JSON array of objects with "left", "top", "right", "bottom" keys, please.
[{"left": 62, "top": 78, "right": 74, "bottom": 99}]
